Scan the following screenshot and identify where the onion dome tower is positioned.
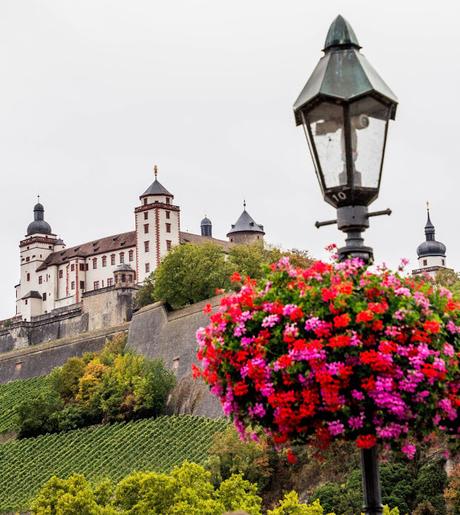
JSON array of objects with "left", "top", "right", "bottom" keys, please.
[
  {"left": 27, "top": 198, "right": 52, "bottom": 236},
  {"left": 227, "top": 201, "right": 265, "bottom": 244},
  {"left": 414, "top": 203, "right": 447, "bottom": 275},
  {"left": 201, "top": 216, "right": 212, "bottom": 237}
]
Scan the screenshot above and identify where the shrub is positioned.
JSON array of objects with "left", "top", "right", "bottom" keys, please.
[
  {"left": 414, "top": 458, "right": 448, "bottom": 515},
  {"left": 445, "top": 463, "right": 460, "bottom": 515},
  {"left": 16, "top": 338, "right": 175, "bottom": 437}
]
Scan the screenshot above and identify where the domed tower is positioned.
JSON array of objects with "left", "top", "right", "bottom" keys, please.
[
  {"left": 27, "top": 201, "right": 52, "bottom": 236},
  {"left": 201, "top": 216, "right": 212, "bottom": 237},
  {"left": 227, "top": 201, "right": 265, "bottom": 245},
  {"left": 414, "top": 204, "right": 447, "bottom": 276}
]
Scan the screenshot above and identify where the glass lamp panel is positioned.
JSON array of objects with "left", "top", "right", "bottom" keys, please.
[
  {"left": 306, "top": 103, "right": 346, "bottom": 189},
  {"left": 349, "top": 97, "right": 390, "bottom": 189}
]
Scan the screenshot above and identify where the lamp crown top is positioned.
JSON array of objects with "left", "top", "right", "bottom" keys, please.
[{"left": 324, "top": 15, "right": 361, "bottom": 52}]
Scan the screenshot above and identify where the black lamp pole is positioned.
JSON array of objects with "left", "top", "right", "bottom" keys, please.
[{"left": 293, "top": 15, "right": 399, "bottom": 515}]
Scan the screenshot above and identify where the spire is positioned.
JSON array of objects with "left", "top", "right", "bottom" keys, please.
[
  {"left": 201, "top": 214, "right": 212, "bottom": 237},
  {"left": 323, "top": 15, "right": 361, "bottom": 51},
  {"left": 425, "top": 201, "right": 435, "bottom": 241},
  {"left": 27, "top": 198, "right": 52, "bottom": 236},
  {"left": 243, "top": 199, "right": 246, "bottom": 210},
  {"left": 141, "top": 165, "right": 173, "bottom": 198},
  {"left": 154, "top": 164, "right": 158, "bottom": 179}
]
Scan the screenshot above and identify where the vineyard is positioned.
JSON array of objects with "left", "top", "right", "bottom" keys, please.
[
  {"left": 0, "top": 376, "right": 50, "bottom": 434},
  {"left": 0, "top": 415, "right": 228, "bottom": 512}
]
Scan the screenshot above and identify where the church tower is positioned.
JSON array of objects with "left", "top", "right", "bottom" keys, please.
[
  {"left": 17, "top": 199, "right": 59, "bottom": 319},
  {"left": 413, "top": 204, "right": 447, "bottom": 277},
  {"left": 134, "top": 166, "right": 180, "bottom": 283},
  {"left": 227, "top": 202, "right": 265, "bottom": 244}
]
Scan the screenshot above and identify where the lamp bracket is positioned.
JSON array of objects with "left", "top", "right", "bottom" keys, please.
[{"left": 315, "top": 207, "right": 391, "bottom": 229}]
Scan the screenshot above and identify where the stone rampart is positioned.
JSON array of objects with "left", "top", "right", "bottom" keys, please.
[
  {"left": 0, "top": 324, "right": 129, "bottom": 383},
  {"left": 127, "top": 296, "right": 223, "bottom": 418}
]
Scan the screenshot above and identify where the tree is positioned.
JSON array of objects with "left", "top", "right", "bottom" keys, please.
[
  {"left": 435, "top": 269, "right": 460, "bottom": 298},
  {"left": 153, "top": 243, "right": 232, "bottom": 309},
  {"left": 444, "top": 463, "right": 460, "bottom": 515},
  {"left": 135, "top": 274, "right": 156, "bottom": 309}
]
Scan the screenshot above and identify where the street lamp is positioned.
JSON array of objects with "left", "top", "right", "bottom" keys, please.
[
  {"left": 294, "top": 15, "right": 398, "bottom": 515},
  {"left": 294, "top": 15, "right": 398, "bottom": 262}
]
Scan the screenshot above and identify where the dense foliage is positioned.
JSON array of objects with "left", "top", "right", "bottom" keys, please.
[
  {"left": 196, "top": 256, "right": 460, "bottom": 458},
  {"left": 136, "top": 242, "right": 313, "bottom": 309},
  {"left": 16, "top": 334, "right": 176, "bottom": 437},
  {"left": 0, "top": 376, "right": 50, "bottom": 434},
  {"left": 0, "top": 415, "right": 227, "bottom": 512}
]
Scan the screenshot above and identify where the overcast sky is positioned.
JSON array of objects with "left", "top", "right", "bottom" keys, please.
[{"left": 0, "top": 0, "right": 458, "bottom": 318}]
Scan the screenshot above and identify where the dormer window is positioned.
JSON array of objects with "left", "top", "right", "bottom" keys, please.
[{"left": 166, "top": 198, "right": 170, "bottom": 205}]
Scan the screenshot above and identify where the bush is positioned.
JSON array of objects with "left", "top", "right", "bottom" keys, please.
[
  {"left": 16, "top": 336, "right": 175, "bottom": 437},
  {"left": 445, "top": 463, "right": 460, "bottom": 515},
  {"left": 414, "top": 459, "right": 448, "bottom": 515}
]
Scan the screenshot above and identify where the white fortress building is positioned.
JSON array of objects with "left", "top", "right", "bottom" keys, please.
[{"left": 15, "top": 168, "right": 265, "bottom": 321}]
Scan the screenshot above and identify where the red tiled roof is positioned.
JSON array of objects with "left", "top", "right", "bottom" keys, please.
[{"left": 36, "top": 231, "right": 136, "bottom": 271}]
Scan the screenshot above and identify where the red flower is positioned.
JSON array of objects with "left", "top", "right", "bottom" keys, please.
[
  {"left": 328, "top": 335, "right": 351, "bottom": 348},
  {"left": 321, "top": 288, "right": 337, "bottom": 302},
  {"left": 287, "top": 449, "right": 298, "bottom": 464},
  {"left": 356, "top": 310, "right": 374, "bottom": 323},
  {"left": 230, "top": 271, "right": 242, "bottom": 283},
  {"left": 233, "top": 381, "right": 249, "bottom": 396},
  {"left": 371, "top": 320, "right": 383, "bottom": 331},
  {"left": 368, "top": 301, "right": 388, "bottom": 314},
  {"left": 203, "top": 303, "right": 212, "bottom": 314},
  {"left": 333, "top": 313, "right": 350, "bottom": 328},
  {"left": 423, "top": 320, "right": 441, "bottom": 334},
  {"left": 356, "top": 434, "right": 377, "bottom": 449}
]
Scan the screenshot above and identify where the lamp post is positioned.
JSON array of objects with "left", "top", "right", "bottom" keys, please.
[
  {"left": 293, "top": 15, "right": 398, "bottom": 263},
  {"left": 293, "top": 15, "right": 398, "bottom": 515}
]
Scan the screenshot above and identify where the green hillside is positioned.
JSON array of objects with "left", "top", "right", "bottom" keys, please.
[
  {"left": 0, "top": 415, "right": 227, "bottom": 512},
  {"left": 0, "top": 376, "right": 50, "bottom": 434}
]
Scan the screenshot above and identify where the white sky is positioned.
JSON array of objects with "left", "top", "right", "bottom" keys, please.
[{"left": 0, "top": 0, "right": 458, "bottom": 319}]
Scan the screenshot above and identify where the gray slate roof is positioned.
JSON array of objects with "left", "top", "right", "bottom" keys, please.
[
  {"left": 141, "top": 179, "right": 172, "bottom": 197},
  {"left": 227, "top": 209, "right": 264, "bottom": 236}
]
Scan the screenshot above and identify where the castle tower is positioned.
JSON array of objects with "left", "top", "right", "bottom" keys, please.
[
  {"left": 413, "top": 204, "right": 447, "bottom": 277},
  {"left": 17, "top": 199, "right": 59, "bottom": 319},
  {"left": 227, "top": 201, "right": 265, "bottom": 245},
  {"left": 200, "top": 216, "right": 212, "bottom": 237},
  {"left": 134, "top": 166, "right": 180, "bottom": 283}
]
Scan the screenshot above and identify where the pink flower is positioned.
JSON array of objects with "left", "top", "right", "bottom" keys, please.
[
  {"left": 401, "top": 443, "right": 416, "bottom": 460},
  {"left": 328, "top": 420, "right": 345, "bottom": 436}
]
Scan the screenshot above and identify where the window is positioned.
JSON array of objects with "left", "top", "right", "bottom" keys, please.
[
  {"left": 111, "top": 254, "right": 116, "bottom": 265},
  {"left": 144, "top": 241, "right": 149, "bottom": 252},
  {"left": 121, "top": 274, "right": 126, "bottom": 282},
  {"left": 101, "top": 280, "right": 104, "bottom": 288},
  {"left": 94, "top": 281, "right": 99, "bottom": 290},
  {"left": 59, "top": 270, "right": 63, "bottom": 279},
  {"left": 423, "top": 259, "right": 428, "bottom": 266},
  {"left": 166, "top": 211, "right": 170, "bottom": 219},
  {"left": 166, "top": 198, "right": 170, "bottom": 204},
  {"left": 129, "top": 250, "right": 134, "bottom": 262},
  {"left": 25, "top": 299, "right": 28, "bottom": 305},
  {"left": 38, "top": 276, "right": 42, "bottom": 285},
  {"left": 80, "top": 281, "right": 85, "bottom": 290},
  {"left": 166, "top": 223, "right": 171, "bottom": 233},
  {"left": 143, "top": 198, "right": 148, "bottom": 205},
  {"left": 145, "top": 263, "right": 150, "bottom": 273},
  {"left": 92, "top": 257, "right": 97, "bottom": 269},
  {"left": 26, "top": 256, "right": 30, "bottom": 262},
  {"left": 43, "top": 293, "right": 47, "bottom": 301},
  {"left": 71, "top": 281, "right": 75, "bottom": 290},
  {"left": 102, "top": 256, "right": 107, "bottom": 267},
  {"left": 71, "top": 264, "right": 75, "bottom": 272},
  {"left": 144, "top": 224, "right": 149, "bottom": 234},
  {"left": 86, "top": 263, "right": 89, "bottom": 271},
  {"left": 442, "top": 259, "right": 445, "bottom": 266},
  {"left": 79, "top": 263, "right": 85, "bottom": 271},
  {"left": 144, "top": 212, "right": 148, "bottom": 220},
  {"left": 27, "top": 273, "right": 30, "bottom": 281},
  {"left": 166, "top": 240, "right": 172, "bottom": 251},
  {"left": 120, "top": 252, "right": 125, "bottom": 264},
  {"left": 107, "top": 278, "right": 113, "bottom": 287}
]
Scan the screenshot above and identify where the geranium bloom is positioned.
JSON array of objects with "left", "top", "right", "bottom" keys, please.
[{"left": 195, "top": 256, "right": 460, "bottom": 459}]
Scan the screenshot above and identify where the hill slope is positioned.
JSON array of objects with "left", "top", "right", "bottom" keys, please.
[{"left": 0, "top": 415, "right": 227, "bottom": 512}]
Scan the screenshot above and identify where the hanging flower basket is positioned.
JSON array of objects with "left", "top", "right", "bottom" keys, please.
[{"left": 194, "top": 256, "right": 459, "bottom": 459}]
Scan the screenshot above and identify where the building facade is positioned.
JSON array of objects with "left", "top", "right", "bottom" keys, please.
[{"left": 15, "top": 173, "right": 264, "bottom": 321}]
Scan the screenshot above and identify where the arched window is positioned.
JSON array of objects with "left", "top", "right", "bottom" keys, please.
[
  {"left": 92, "top": 257, "right": 97, "bottom": 269},
  {"left": 111, "top": 254, "right": 115, "bottom": 265},
  {"left": 102, "top": 256, "right": 107, "bottom": 267},
  {"left": 129, "top": 250, "right": 134, "bottom": 262},
  {"left": 120, "top": 252, "right": 125, "bottom": 264}
]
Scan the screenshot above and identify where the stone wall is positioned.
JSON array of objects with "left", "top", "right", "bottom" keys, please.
[
  {"left": 127, "top": 297, "right": 223, "bottom": 418},
  {"left": 0, "top": 325, "right": 129, "bottom": 383},
  {"left": 83, "top": 286, "right": 135, "bottom": 331}
]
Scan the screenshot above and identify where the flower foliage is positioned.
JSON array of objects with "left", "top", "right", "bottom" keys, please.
[{"left": 195, "top": 257, "right": 460, "bottom": 458}]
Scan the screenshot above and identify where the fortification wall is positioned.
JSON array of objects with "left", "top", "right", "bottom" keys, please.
[
  {"left": 127, "top": 297, "right": 223, "bottom": 418},
  {"left": 0, "top": 325, "right": 129, "bottom": 383}
]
